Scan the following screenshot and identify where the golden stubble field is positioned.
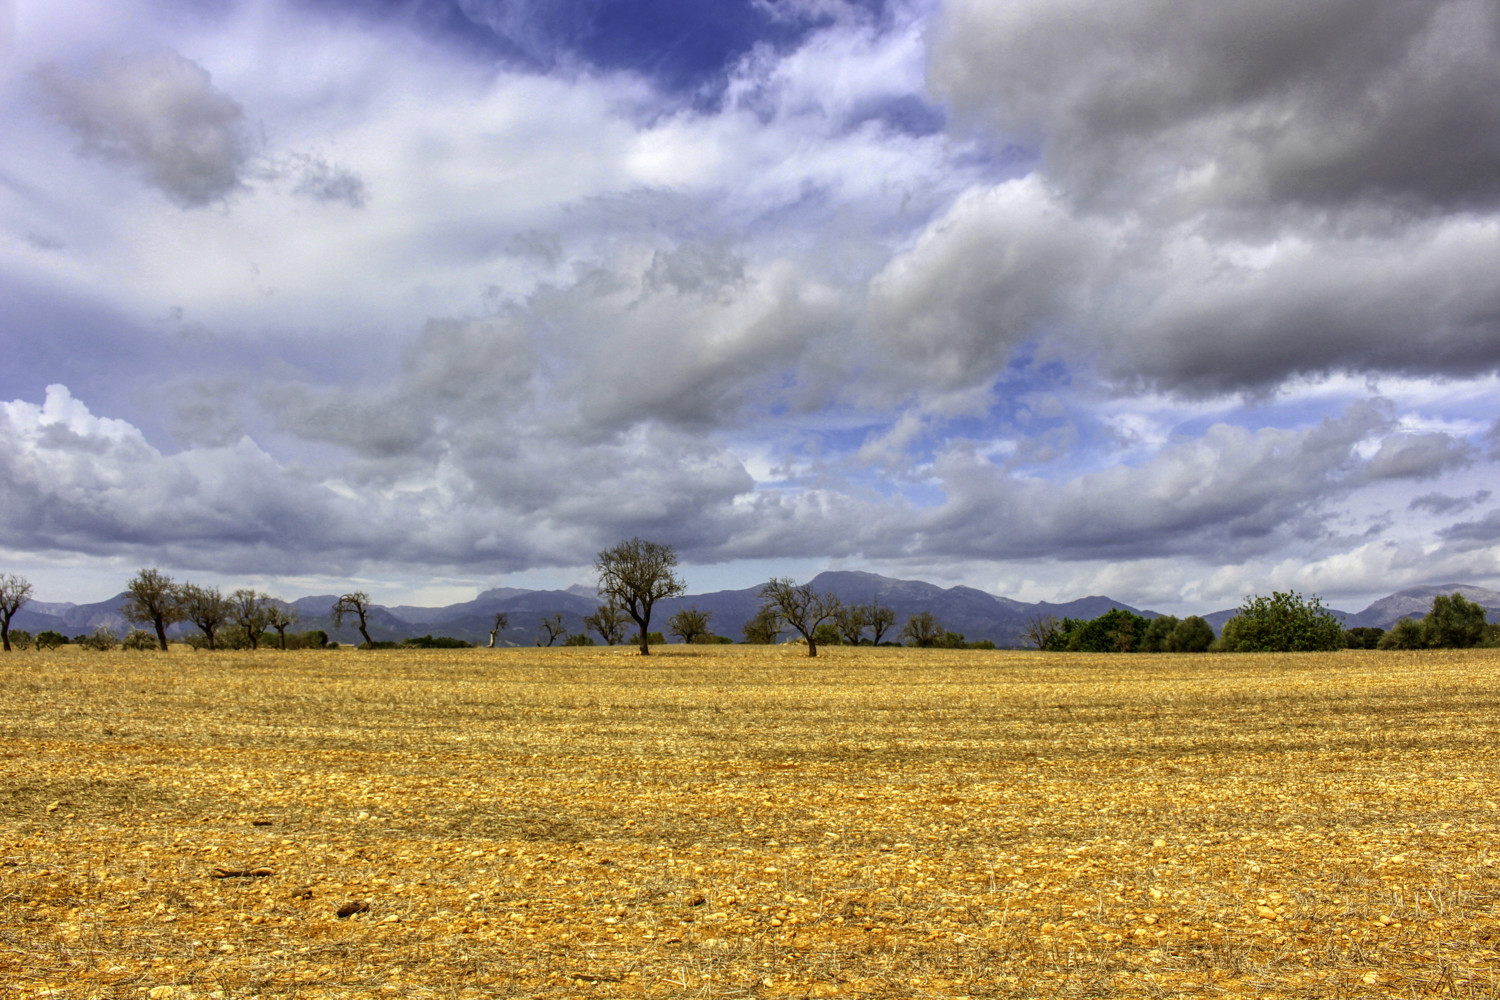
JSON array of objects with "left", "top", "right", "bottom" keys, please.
[{"left": 2, "top": 645, "right": 1498, "bottom": 999}]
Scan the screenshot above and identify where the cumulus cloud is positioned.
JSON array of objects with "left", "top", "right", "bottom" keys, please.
[{"left": 37, "top": 49, "right": 250, "bottom": 208}]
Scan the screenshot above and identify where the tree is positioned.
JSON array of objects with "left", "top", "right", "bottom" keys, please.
[
  {"left": 833, "top": 604, "right": 869, "bottom": 645},
  {"left": 229, "top": 589, "right": 272, "bottom": 650},
  {"left": 1422, "top": 593, "right": 1489, "bottom": 649},
  {"left": 181, "top": 583, "right": 231, "bottom": 650},
  {"left": 758, "top": 578, "right": 842, "bottom": 657},
  {"left": 1378, "top": 618, "right": 1425, "bottom": 650},
  {"left": 1021, "top": 613, "right": 1062, "bottom": 650},
  {"left": 868, "top": 601, "right": 896, "bottom": 645},
  {"left": 36, "top": 630, "right": 66, "bottom": 650},
  {"left": 668, "top": 604, "right": 713, "bottom": 644},
  {"left": 1165, "top": 615, "right": 1215, "bottom": 653},
  {"left": 583, "top": 603, "right": 627, "bottom": 646},
  {"left": 1140, "top": 615, "right": 1179, "bottom": 653},
  {"left": 332, "top": 591, "right": 373, "bottom": 646},
  {"left": 1219, "top": 591, "right": 1344, "bottom": 652},
  {"left": 536, "top": 613, "right": 567, "bottom": 646},
  {"left": 595, "top": 538, "right": 686, "bottom": 656},
  {"left": 0, "top": 573, "right": 33, "bottom": 653},
  {"left": 742, "top": 606, "right": 782, "bottom": 644},
  {"left": 265, "top": 601, "right": 298, "bottom": 650},
  {"left": 122, "top": 568, "right": 185, "bottom": 651},
  {"left": 1345, "top": 626, "right": 1385, "bottom": 650},
  {"left": 901, "top": 610, "right": 942, "bottom": 648},
  {"left": 487, "top": 612, "right": 510, "bottom": 648}
]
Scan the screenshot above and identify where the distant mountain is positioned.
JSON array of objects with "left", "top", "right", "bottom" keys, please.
[{"left": 10, "top": 577, "right": 1496, "bottom": 647}]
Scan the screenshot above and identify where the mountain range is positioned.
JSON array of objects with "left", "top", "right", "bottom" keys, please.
[{"left": 11, "top": 573, "right": 1500, "bottom": 648}]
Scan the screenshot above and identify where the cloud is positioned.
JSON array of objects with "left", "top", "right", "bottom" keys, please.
[
  {"left": 1409, "top": 489, "right": 1492, "bottom": 515},
  {"left": 287, "top": 154, "right": 367, "bottom": 208},
  {"left": 37, "top": 49, "right": 250, "bottom": 208},
  {"left": 929, "top": 0, "right": 1500, "bottom": 216}
]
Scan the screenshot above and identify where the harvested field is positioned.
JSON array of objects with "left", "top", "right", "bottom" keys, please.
[{"left": 3, "top": 644, "right": 1498, "bottom": 998}]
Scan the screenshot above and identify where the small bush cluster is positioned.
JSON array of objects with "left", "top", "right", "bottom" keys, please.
[{"left": 401, "top": 635, "right": 472, "bottom": 649}]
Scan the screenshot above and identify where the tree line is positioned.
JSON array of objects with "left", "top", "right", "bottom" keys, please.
[{"left": 2, "top": 554, "right": 1495, "bottom": 654}]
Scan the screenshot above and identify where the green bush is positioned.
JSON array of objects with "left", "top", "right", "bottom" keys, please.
[
  {"left": 1058, "top": 608, "right": 1150, "bottom": 652},
  {"left": 627, "top": 631, "right": 664, "bottom": 647},
  {"left": 1165, "top": 616, "right": 1215, "bottom": 653},
  {"left": 401, "top": 635, "right": 472, "bottom": 649},
  {"left": 6, "top": 630, "right": 33, "bottom": 651},
  {"left": 1140, "top": 616, "right": 1178, "bottom": 652},
  {"left": 1421, "top": 593, "right": 1489, "bottom": 648},
  {"left": 79, "top": 626, "right": 119, "bottom": 651},
  {"left": 357, "top": 640, "right": 401, "bottom": 650},
  {"left": 122, "top": 629, "right": 157, "bottom": 651},
  {"left": 1377, "top": 619, "right": 1424, "bottom": 649},
  {"left": 1219, "top": 591, "right": 1345, "bottom": 652},
  {"left": 1345, "top": 627, "right": 1385, "bottom": 650},
  {"left": 35, "top": 630, "right": 66, "bottom": 650},
  {"left": 561, "top": 633, "right": 596, "bottom": 646}
]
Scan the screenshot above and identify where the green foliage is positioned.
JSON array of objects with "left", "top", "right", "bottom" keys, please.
[
  {"left": 122, "top": 628, "right": 157, "bottom": 651},
  {"left": 628, "top": 631, "right": 664, "bottom": 647},
  {"left": 1377, "top": 618, "right": 1425, "bottom": 650},
  {"left": 357, "top": 640, "right": 401, "bottom": 650},
  {"left": 1219, "top": 591, "right": 1345, "bottom": 652},
  {"left": 402, "top": 635, "right": 472, "bottom": 648},
  {"left": 812, "top": 622, "right": 841, "bottom": 646},
  {"left": 1422, "top": 593, "right": 1489, "bottom": 649},
  {"left": 1060, "top": 608, "right": 1150, "bottom": 652},
  {"left": 742, "top": 607, "right": 782, "bottom": 644},
  {"left": 79, "top": 626, "right": 118, "bottom": 651},
  {"left": 35, "top": 630, "right": 66, "bottom": 650},
  {"left": 1165, "top": 616, "right": 1215, "bottom": 653},
  {"left": 695, "top": 634, "right": 734, "bottom": 644},
  {"left": 6, "top": 630, "right": 33, "bottom": 650},
  {"left": 1140, "top": 615, "right": 1178, "bottom": 653},
  {"left": 1345, "top": 627, "right": 1385, "bottom": 650},
  {"left": 561, "top": 633, "right": 596, "bottom": 646},
  {"left": 901, "top": 611, "right": 941, "bottom": 648},
  {"left": 284, "top": 629, "right": 330, "bottom": 650}
]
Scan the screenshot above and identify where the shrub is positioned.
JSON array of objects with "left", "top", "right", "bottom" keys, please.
[
  {"left": 1421, "top": 593, "right": 1489, "bottom": 649},
  {"left": 401, "top": 635, "right": 472, "bottom": 649},
  {"left": 1166, "top": 616, "right": 1215, "bottom": 653},
  {"left": 6, "top": 630, "right": 33, "bottom": 651},
  {"left": 1061, "top": 608, "right": 1150, "bottom": 652},
  {"left": 79, "top": 626, "right": 119, "bottom": 651},
  {"left": 1345, "top": 627, "right": 1385, "bottom": 650},
  {"left": 284, "top": 630, "right": 331, "bottom": 650},
  {"left": 35, "top": 630, "right": 66, "bottom": 650},
  {"left": 1140, "top": 616, "right": 1178, "bottom": 653},
  {"left": 357, "top": 640, "right": 400, "bottom": 650},
  {"left": 627, "top": 631, "right": 664, "bottom": 647},
  {"left": 561, "top": 633, "right": 596, "bottom": 646},
  {"left": 122, "top": 629, "right": 157, "bottom": 651},
  {"left": 1377, "top": 618, "right": 1425, "bottom": 650},
  {"left": 1219, "top": 592, "right": 1345, "bottom": 652}
]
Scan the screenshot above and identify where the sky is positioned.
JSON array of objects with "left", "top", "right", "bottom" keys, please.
[{"left": 2, "top": 0, "right": 1499, "bottom": 614}]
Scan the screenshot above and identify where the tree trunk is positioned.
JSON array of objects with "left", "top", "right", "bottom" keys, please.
[
  {"left": 154, "top": 618, "right": 170, "bottom": 651},
  {"left": 358, "top": 621, "right": 372, "bottom": 645}
]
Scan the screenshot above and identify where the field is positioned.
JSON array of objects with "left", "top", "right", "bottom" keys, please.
[{"left": 3, "top": 645, "right": 1498, "bottom": 998}]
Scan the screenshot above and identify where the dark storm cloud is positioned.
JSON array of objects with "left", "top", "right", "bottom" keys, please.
[
  {"left": 930, "top": 0, "right": 1500, "bottom": 215},
  {"left": 37, "top": 49, "right": 250, "bottom": 208}
]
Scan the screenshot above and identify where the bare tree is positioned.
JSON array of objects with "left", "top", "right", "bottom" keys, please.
[
  {"left": 332, "top": 591, "right": 373, "bottom": 646},
  {"left": 595, "top": 538, "right": 686, "bottom": 656},
  {"left": 181, "top": 583, "right": 231, "bottom": 650},
  {"left": 122, "top": 568, "right": 185, "bottom": 651},
  {"left": 583, "top": 602, "right": 627, "bottom": 645},
  {"left": 0, "top": 573, "right": 33, "bottom": 652},
  {"left": 1021, "top": 614, "right": 1062, "bottom": 650},
  {"left": 901, "top": 610, "right": 941, "bottom": 648},
  {"left": 833, "top": 604, "right": 870, "bottom": 646},
  {"left": 265, "top": 600, "right": 298, "bottom": 650},
  {"left": 487, "top": 612, "right": 510, "bottom": 648},
  {"left": 536, "top": 613, "right": 567, "bottom": 646},
  {"left": 742, "top": 606, "right": 782, "bottom": 644},
  {"left": 229, "top": 589, "right": 272, "bottom": 650},
  {"left": 668, "top": 604, "right": 713, "bottom": 644},
  {"left": 868, "top": 601, "right": 896, "bottom": 645},
  {"left": 758, "top": 578, "right": 842, "bottom": 657}
]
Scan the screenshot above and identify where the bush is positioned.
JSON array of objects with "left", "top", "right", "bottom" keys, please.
[
  {"left": 627, "top": 631, "right": 664, "bottom": 647},
  {"left": 357, "top": 640, "right": 401, "bottom": 650},
  {"left": 1219, "top": 591, "right": 1345, "bottom": 652},
  {"left": 1345, "top": 627, "right": 1385, "bottom": 650},
  {"left": 1377, "top": 618, "right": 1425, "bottom": 650},
  {"left": 79, "top": 626, "right": 119, "bottom": 651},
  {"left": 1060, "top": 608, "right": 1150, "bottom": 652},
  {"left": 1140, "top": 616, "right": 1178, "bottom": 653},
  {"left": 284, "top": 630, "right": 331, "bottom": 650},
  {"left": 1421, "top": 593, "right": 1489, "bottom": 649},
  {"left": 693, "top": 634, "right": 734, "bottom": 644},
  {"left": 401, "top": 635, "right": 472, "bottom": 649},
  {"left": 122, "top": 629, "right": 157, "bottom": 651},
  {"left": 35, "top": 630, "right": 66, "bottom": 650},
  {"left": 6, "top": 630, "right": 33, "bottom": 650},
  {"left": 561, "top": 633, "right": 596, "bottom": 646}
]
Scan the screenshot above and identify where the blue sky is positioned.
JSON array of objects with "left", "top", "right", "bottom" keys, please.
[{"left": 2, "top": 0, "right": 1499, "bottom": 614}]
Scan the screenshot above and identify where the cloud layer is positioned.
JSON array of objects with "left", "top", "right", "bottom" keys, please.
[{"left": 1, "top": 0, "right": 1497, "bottom": 611}]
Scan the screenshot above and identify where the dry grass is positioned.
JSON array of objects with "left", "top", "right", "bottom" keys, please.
[{"left": 2, "top": 644, "right": 1498, "bottom": 998}]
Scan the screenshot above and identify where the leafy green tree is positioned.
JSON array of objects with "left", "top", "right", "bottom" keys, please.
[
  {"left": 1061, "top": 608, "right": 1149, "bottom": 652},
  {"left": 0, "top": 573, "right": 33, "bottom": 652},
  {"left": 595, "top": 538, "right": 686, "bottom": 656},
  {"left": 1377, "top": 618, "right": 1425, "bottom": 650},
  {"left": 1344, "top": 627, "right": 1385, "bottom": 650},
  {"left": 1165, "top": 616, "right": 1215, "bottom": 653},
  {"left": 36, "top": 630, "right": 66, "bottom": 650},
  {"left": 758, "top": 578, "right": 842, "bottom": 657},
  {"left": 813, "top": 622, "right": 842, "bottom": 647},
  {"left": 1421, "top": 593, "right": 1489, "bottom": 648},
  {"left": 902, "top": 610, "right": 942, "bottom": 648},
  {"left": 1219, "top": 591, "right": 1345, "bottom": 652},
  {"left": 332, "top": 591, "right": 374, "bottom": 646},
  {"left": 667, "top": 605, "right": 713, "bottom": 644},
  {"left": 122, "top": 568, "right": 184, "bottom": 651},
  {"left": 1140, "top": 615, "right": 1179, "bottom": 653}
]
